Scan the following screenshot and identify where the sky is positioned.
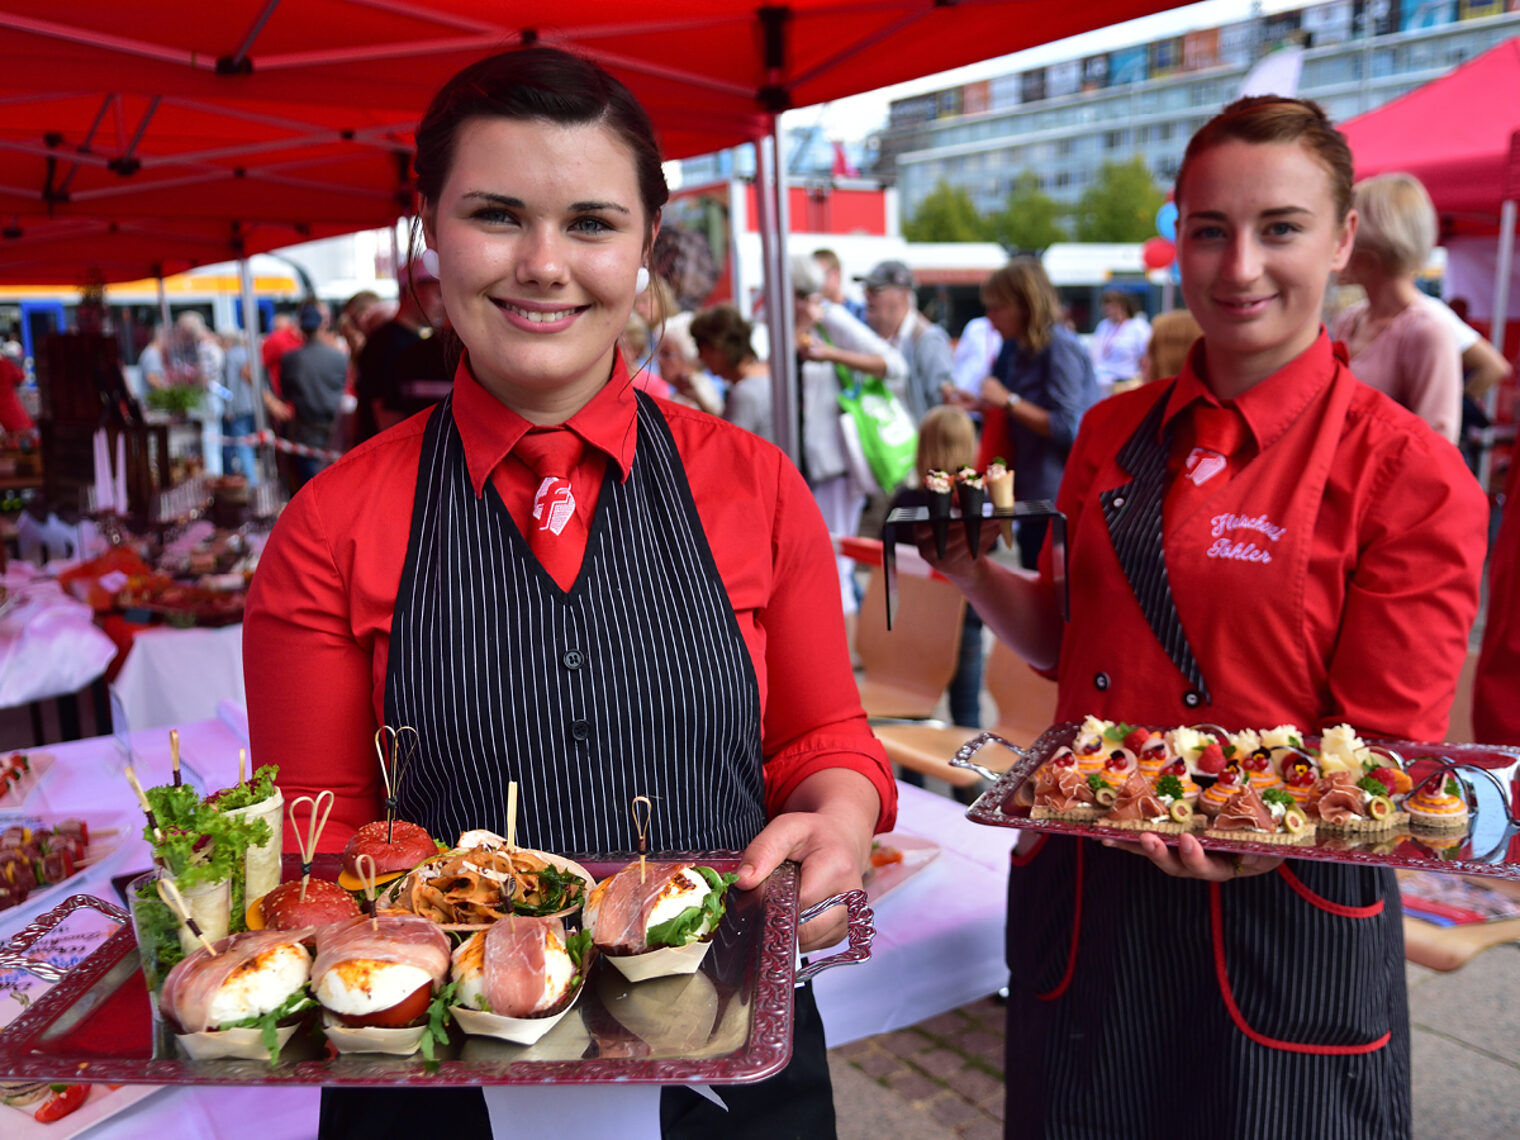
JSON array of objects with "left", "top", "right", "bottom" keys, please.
[{"left": 781, "top": 0, "right": 1307, "bottom": 142}]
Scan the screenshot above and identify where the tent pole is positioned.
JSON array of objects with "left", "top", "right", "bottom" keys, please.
[
  {"left": 1483, "top": 197, "right": 1516, "bottom": 494},
  {"left": 156, "top": 274, "right": 171, "bottom": 335},
  {"left": 238, "top": 256, "right": 273, "bottom": 488},
  {"left": 758, "top": 121, "right": 799, "bottom": 465}
]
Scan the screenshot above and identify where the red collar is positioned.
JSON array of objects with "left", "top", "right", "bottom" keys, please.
[
  {"left": 452, "top": 351, "right": 639, "bottom": 498},
  {"left": 1160, "top": 329, "right": 1340, "bottom": 453}
]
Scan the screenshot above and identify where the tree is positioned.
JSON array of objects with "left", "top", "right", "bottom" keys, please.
[
  {"left": 987, "top": 171, "right": 1067, "bottom": 252},
  {"left": 902, "top": 180, "right": 989, "bottom": 242},
  {"left": 1069, "top": 157, "right": 1166, "bottom": 243}
]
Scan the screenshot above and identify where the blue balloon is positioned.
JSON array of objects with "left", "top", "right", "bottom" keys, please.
[
  {"left": 1169, "top": 260, "right": 1182, "bottom": 284},
  {"left": 1156, "top": 200, "right": 1178, "bottom": 243}
]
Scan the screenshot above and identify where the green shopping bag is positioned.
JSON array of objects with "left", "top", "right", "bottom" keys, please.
[{"left": 818, "top": 329, "right": 917, "bottom": 496}]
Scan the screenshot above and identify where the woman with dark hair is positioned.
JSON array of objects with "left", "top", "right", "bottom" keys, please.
[
  {"left": 925, "top": 96, "right": 1485, "bottom": 1138},
  {"left": 690, "top": 303, "right": 771, "bottom": 441},
  {"left": 244, "top": 47, "right": 893, "bottom": 1139},
  {"left": 1089, "top": 287, "right": 1151, "bottom": 393},
  {"left": 965, "top": 257, "right": 1098, "bottom": 567}
]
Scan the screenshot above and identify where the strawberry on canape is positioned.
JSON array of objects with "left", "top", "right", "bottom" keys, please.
[{"left": 1125, "top": 726, "right": 1172, "bottom": 777}]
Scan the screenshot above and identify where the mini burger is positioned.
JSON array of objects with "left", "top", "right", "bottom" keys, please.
[
  {"left": 311, "top": 914, "right": 451, "bottom": 1056},
  {"left": 249, "top": 877, "right": 361, "bottom": 931},
  {"left": 449, "top": 915, "right": 593, "bottom": 1045},
  {"left": 159, "top": 928, "right": 317, "bottom": 1062},
  {"left": 583, "top": 862, "right": 735, "bottom": 982},
  {"left": 338, "top": 819, "right": 438, "bottom": 892}
]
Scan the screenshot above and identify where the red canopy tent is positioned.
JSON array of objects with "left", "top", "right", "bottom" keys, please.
[
  {"left": 1341, "top": 34, "right": 1520, "bottom": 233},
  {"left": 0, "top": 0, "right": 1186, "bottom": 282},
  {"left": 0, "top": 0, "right": 1188, "bottom": 456}
]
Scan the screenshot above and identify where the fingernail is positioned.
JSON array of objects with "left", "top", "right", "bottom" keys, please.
[{"left": 738, "top": 863, "right": 755, "bottom": 881}]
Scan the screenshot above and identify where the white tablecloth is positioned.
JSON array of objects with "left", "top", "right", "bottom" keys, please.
[
  {"left": 110, "top": 624, "right": 245, "bottom": 733},
  {"left": 1, "top": 734, "right": 1011, "bottom": 1139},
  {"left": 0, "top": 570, "right": 115, "bottom": 709}
]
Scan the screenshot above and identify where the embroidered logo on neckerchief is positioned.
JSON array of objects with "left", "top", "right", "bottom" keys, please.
[
  {"left": 532, "top": 476, "right": 576, "bottom": 536},
  {"left": 1183, "top": 447, "right": 1227, "bottom": 487}
]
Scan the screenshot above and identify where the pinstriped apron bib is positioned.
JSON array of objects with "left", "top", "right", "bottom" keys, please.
[
  {"left": 1004, "top": 371, "right": 1410, "bottom": 1139},
  {"left": 383, "top": 391, "right": 767, "bottom": 854}
]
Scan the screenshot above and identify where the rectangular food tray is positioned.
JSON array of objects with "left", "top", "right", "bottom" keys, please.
[
  {"left": 961, "top": 724, "right": 1520, "bottom": 881},
  {"left": 0, "top": 854, "right": 810, "bottom": 1087}
]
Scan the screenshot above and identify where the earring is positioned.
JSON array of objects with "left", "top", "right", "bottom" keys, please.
[
  {"left": 635, "top": 266, "right": 650, "bottom": 295},
  {"left": 421, "top": 248, "right": 440, "bottom": 277}
]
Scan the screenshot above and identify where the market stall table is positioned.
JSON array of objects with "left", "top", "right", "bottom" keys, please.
[{"left": 0, "top": 721, "right": 1010, "bottom": 1139}]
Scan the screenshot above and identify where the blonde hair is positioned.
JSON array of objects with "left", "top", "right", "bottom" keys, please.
[
  {"left": 1145, "top": 309, "right": 1203, "bottom": 382},
  {"left": 1352, "top": 173, "right": 1437, "bottom": 277},
  {"left": 916, "top": 406, "right": 976, "bottom": 480},
  {"left": 981, "top": 258, "right": 1060, "bottom": 354}
]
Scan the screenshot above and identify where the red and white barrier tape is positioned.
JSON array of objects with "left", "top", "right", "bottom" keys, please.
[{"left": 214, "top": 429, "right": 344, "bottom": 462}]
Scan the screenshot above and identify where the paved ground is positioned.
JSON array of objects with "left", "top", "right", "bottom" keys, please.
[{"left": 830, "top": 948, "right": 1520, "bottom": 1140}]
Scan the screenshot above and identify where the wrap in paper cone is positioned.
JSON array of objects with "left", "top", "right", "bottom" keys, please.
[
  {"left": 986, "top": 460, "right": 1014, "bottom": 546},
  {"left": 955, "top": 468, "right": 985, "bottom": 559},
  {"left": 924, "top": 469, "right": 954, "bottom": 560}
]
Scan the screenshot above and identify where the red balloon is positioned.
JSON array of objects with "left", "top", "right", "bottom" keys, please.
[{"left": 1142, "top": 237, "right": 1176, "bottom": 270}]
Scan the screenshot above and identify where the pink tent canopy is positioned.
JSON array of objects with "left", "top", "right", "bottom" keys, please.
[{"left": 0, "top": 0, "right": 1187, "bottom": 283}]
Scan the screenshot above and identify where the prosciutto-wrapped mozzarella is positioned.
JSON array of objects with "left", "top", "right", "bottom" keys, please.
[
  {"left": 161, "top": 928, "right": 313, "bottom": 1035},
  {"left": 453, "top": 916, "right": 579, "bottom": 1018},
  {"left": 312, "top": 914, "right": 449, "bottom": 1027},
  {"left": 584, "top": 863, "right": 724, "bottom": 955}
]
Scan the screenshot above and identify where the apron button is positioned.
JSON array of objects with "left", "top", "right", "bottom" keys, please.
[
  {"left": 1183, "top": 690, "right": 1203, "bottom": 709},
  {"left": 562, "top": 650, "right": 583, "bottom": 670},
  {"left": 1112, "top": 496, "right": 1125, "bottom": 509},
  {"left": 570, "top": 719, "right": 591, "bottom": 742},
  {"left": 1094, "top": 672, "right": 1110, "bottom": 691}
]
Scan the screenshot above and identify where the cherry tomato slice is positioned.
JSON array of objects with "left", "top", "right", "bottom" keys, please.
[{"left": 34, "top": 1084, "right": 89, "bottom": 1123}]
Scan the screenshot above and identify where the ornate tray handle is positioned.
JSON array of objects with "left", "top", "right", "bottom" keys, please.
[
  {"left": 949, "top": 731, "right": 1028, "bottom": 784},
  {"left": 794, "top": 890, "right": 874, "bottom": 982},
  {"left": 0, "top": 893, "right": 130, "bottom": 982}
]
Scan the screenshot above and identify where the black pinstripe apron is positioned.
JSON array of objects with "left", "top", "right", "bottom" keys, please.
[
  {"left": 1005, "top": 365, "right": 1411, "bottom": 1139},
  {"left": 344, "top": 391, "right": 832, "bottom": 1140},
  {"left": 384, "top": 391, "right": 768, "bottom": 853}
]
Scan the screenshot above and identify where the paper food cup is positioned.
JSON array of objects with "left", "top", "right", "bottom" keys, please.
[
  {"left": 450, "top": 987, "right": 582, "bottom": 1046},
  {"left": 223, "top": 788, "right": 285, "bottom": 903},
  {"left": 175, "top": 1024, "right": 299, "bottom": 1062},
  {"left": 320, "top": 1010, "right": 428, "bottom": 1055},
  {"left": 602, "top": 937, "right": 713, "bottom": 983}
]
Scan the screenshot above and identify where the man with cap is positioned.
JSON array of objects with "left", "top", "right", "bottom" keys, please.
[
  {"left": 860, "top": 260, "right": 953, "bottom": 423},
  {"left": 353, "top": 255, "right": 446, "bottom": 443},
  {"left": 279, "top": 303, "right": 349, "bottom": 488}
]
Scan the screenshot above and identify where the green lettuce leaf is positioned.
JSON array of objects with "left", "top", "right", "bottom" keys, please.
[
  {"left": 208, "top": 765, "right": 280, "bottom": 813},
  {"left": 217, "top": 988, "right": 316, "bottom": 1063},
  {"left": 644, "top": 868, "right": 736, "bottom": 949}
]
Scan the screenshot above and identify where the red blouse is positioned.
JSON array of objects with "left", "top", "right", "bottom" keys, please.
[{"left": 244, "top": 356, "right": 896, "bottom": 847}]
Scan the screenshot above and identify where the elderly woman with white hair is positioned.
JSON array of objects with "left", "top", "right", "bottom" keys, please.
[
  {"left": 1332, "top": 172, "right": 1462, "bottom": 443},
  {"left": 656, "top": 311, "right": 724, "bottom": 415}
]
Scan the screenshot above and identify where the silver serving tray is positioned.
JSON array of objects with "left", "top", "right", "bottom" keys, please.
[{"left": 0, "top": 854, "right": 873, "bottom": 1086}]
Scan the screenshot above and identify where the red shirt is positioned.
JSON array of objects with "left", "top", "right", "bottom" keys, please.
[
  {"left": 244, "top": 354, "right": 896, "bottom": 848},
  {"left": 1039, "top": 333, "right": 1486, "bottom": 740},
  {"left": 1475, "top": 456, "right": 1519, "bottom": 743},
  {"left": 260, "top": 326, "right": 303, "bottom": 398}
]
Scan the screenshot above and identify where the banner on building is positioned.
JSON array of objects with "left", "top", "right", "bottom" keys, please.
[
  {"left": 1219, "top": 21, "right": 1255, "bottom": 66},
  {"left": 990, "top": 73, "right": 1022, "bottom": 109},
  {"left": 1047, "top": 59, "right": 1082, "bottom": 97},
  {"left": 1150, "top": 36, "right": 1184, "bottom": 78},
  {"left": 962, "top": 80, "right": 990, "bottom": 115},
  {"left": 935, "top": 88, "right": 963, "bottom": 119},
  {"left": 1459, "top": 0, "right": 1504, "bottom": 19},
  {"left": 1302, "top": 1, "right": 1356, "bottom": 44},
  {"left": 1021, "top": 68, "right": 1047, "bottom": 103},
  {"left": 889, "top": 94, "right": 937, "bottom": 129},
  {"left": 1082, "top": 54, "right": 1110, "bottom": 90},
  {"left": 1355, "top": 0, "right": 1403, "bottom": 35},
  {"left": 1400, "top": 0, "right": 1455, "bottom": 30},
  {"left": 1183, "top": 28, "right": 1222, "bottom": 71},
  {"left": 1110, "top": 45, "right": 1149, "bottom": 85}
]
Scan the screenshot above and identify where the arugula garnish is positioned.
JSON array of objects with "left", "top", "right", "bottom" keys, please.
[
  {"left": 1155, "top": 774, "right": 1185, "bottom": 800},
  {"left": 512, "top": 864, "right": 587, "bottom": 917},
  {"left": 207, "top": 765, "right": 280, "bottom": 813},
  {"left": 218, "top": 988, "right": 316, "bottom": 1063},
  {"left": 475, "top": 991, "right": 492, "bottom": 1013},
  {"left": 420, "top": 981, "right": 457, "bottom": 1062},
  {"left": 1356, "top": 776, "right": 1389, "bottom": 798},
  {"left": 644, "top": 868, "right": 737, "bottom": 950},
  {"left": 1261, "top": 787, "right": 1296, "bottom": 809}
]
